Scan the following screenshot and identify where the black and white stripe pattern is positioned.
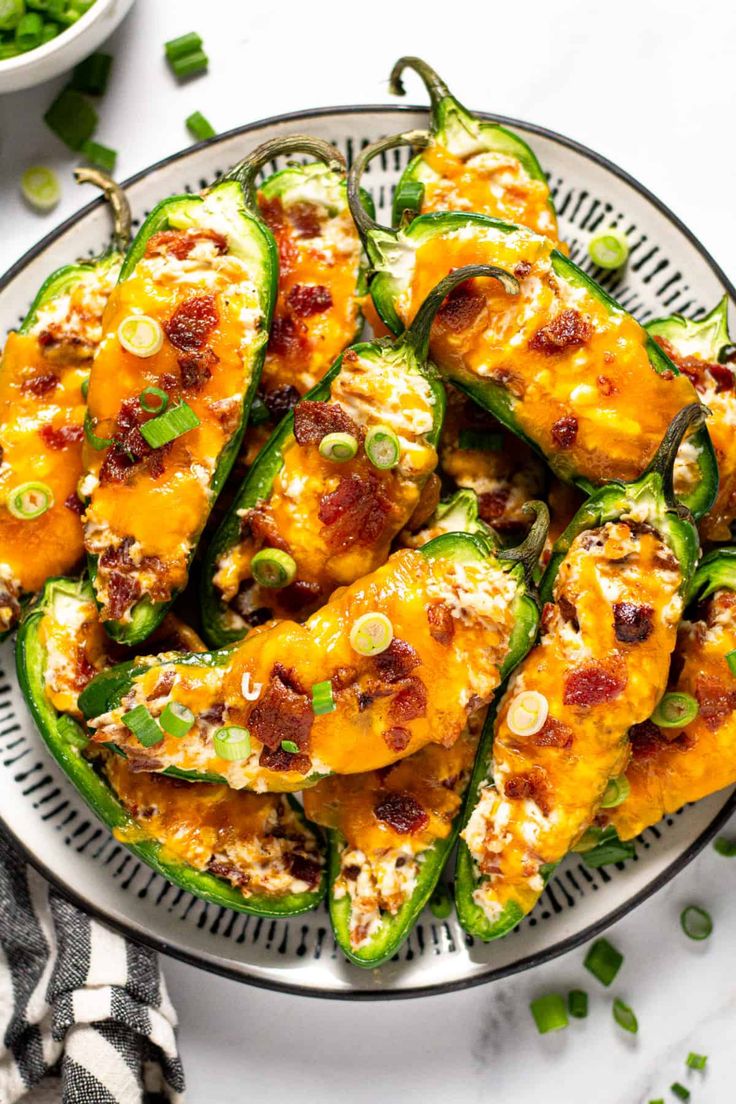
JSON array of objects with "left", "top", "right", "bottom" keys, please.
[{"left": 0, "top": 831, "right": 184, "bottom": 1103}]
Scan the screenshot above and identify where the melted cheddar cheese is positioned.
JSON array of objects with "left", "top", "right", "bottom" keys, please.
[
  {"left": 462, "top": 518, "right": 683, "bottom": 927},
  {"left": 609, "top": 589, "right": 736, "bottom": 840},
  {"left": 91, "top": 546, "right": 522, "bottom": 791}
]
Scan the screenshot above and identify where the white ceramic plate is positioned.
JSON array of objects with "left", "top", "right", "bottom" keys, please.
[{"left": 1, "top": 106, "right": 734, "bottom": 999}]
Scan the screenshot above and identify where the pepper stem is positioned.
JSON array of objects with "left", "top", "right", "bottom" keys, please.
[
  {"left": 400, "top": 264, "right": 519, "bottom": 362},
  {"left": 226, "top": 135, "right": 345, "bottom": 215},
  {"left": 389, "top": 56, "right": 451, "bottom": 118},
  {"left": 74, "top": 167, "right": 131, "bottom": 254},
  {"left": 497, "top": 501, "right": 550, "bottom": 582},
  {"left": 643, "top": 402, "right": 708, "bottom": 508},
  {"left": 347, "top": 129, "right": 429, "bottom": 245}
]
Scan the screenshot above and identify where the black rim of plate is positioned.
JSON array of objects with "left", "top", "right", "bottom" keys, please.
[{"left": 1, "top": 104, "right": 735, "bottom": 1002}]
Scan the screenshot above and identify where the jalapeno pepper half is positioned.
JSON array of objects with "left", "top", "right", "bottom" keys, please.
[
  {"left": 201, "top": 263, "right": 518, "bottom": 648},
  {"left": 16, "top": 576, "right": 326, "bottom": 916},
  {"left": 400, "top": 486, "right": 494, "bottom": 548},
  {"left": 82, "top": 136, "right": 342, "bottom": 646},
  {"left": 80, "top": 505, "right": 548, "bottom": 793},
  {"left": 347, "top": 134, "right": 718, "bottom": 519},
  {"left": 454, "top": 404, "right": 703, "bottom": 940},
  {"left": 388, "top": 56, "right": 558, "bottom": 240},
  {"left": 0, "top": 170, "right": 130, "bottom": 638}
]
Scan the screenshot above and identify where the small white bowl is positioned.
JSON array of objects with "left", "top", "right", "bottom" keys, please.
[{"left": 0, "top": 0, "right": 135, "bottom": 94}]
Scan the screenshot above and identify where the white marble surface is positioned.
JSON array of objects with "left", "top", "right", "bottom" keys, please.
[{"left": 1, "top": 1, "right": 735, "bottom": 1100}]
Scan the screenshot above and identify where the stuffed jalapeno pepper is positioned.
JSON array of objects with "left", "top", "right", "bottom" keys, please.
[
  {"left": 80, "top": 506, "right": 548, "bottom": 793},
  {"left": 201, "top": 264, "right": 517, "bottom": 647},
  {"left": 347, "top": 135, "right": 717, "bottom": 519},
  {"left": 16, "top": 576, "right": 325, "bottom": 915},
  {"left": 82, "top": 136, "right": 342, "bottom": 646},
  {"left": 648, "top": 297, "right": 736, "bottom": 542},
  {"left": 0, "top": 170, "right": 130, "bottom": 637},
  {"left": 455, "top": 405, "right": 702, "bottom": 939},
  {"left": 388, "top": 56, "right": 558, "bottom": 241}
]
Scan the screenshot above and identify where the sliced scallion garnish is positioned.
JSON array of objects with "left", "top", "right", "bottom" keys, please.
[
  {"left": 122, "top": 704, "right": 163, "bottom": 748},
  {"left": 44, "top": 88, "right": 98, "bottom": 151},
  {"left": 20, "top": 166, "right": 60, "bottom": 212},
  {"left": 159, "top": 701, "right": 195, "bottom": 739},
  {"left": 671, "top": 1084, "right": 690, "bottom": 1102},
  {"left": 599, "top": 774, "right": 631, "bottom": 809},
  {"left": 139, "top": 386, "right": 169, "bottom": 414},
  {"left": 164, "top": 30, "right": 203, "bottom": 60},
  {"left": 612, "top": 997, "right": 638, "bottom": 1034},
  {"left": 680, "top": 905, "right": 713, "bottom": 941},
  {"left": 588, "top": 227, "right": 630, "bottom": 270},
  {"left": 583, "top": 938, "right": 623, "bottom": 986},
  {"left": 213, "top": 726, "right": 251, "bottom": 762},
  {"left": 250, "top": 548, "right": 297, "bottom": 589},
  {"left": 318, "top": 432, "right": 358, "bottom": 463},
  {"left": 651, "top": 692, "right": 698, "bottom": 728},
  {"left": 726, "top": 649, "right": 736, "bottom": 676},
  {"left": 507, "top": 690, "right": 548, "bottom": 737},
  {"left": 81, "top": 139, "right": 117, "bottom": 174},
  {"left": 365, "top": 424, "right": 400, "bottom": 470},
  {"left": 186, "top": 111, "right": 216, "bottom": 141},
  {"left": 686, "top": 1052, "right": 707, "bottom": 1070},
  {"left": 57, "top": 714, "right": 89, "bottom": 749},
  {"left": 84, "top": 410, "right": 113, "bottom": 451},
  {"left": 311, "top": 679, "right": 335, "bottom": 716},
  {"left": 714, "top": 836, "right": 736, "bottom": 857},
  {"left": 6, "top": 481, "right": 54, "bottom": 519},
  {"left": 349, "top": 611, "right": 393, "bottom": 656},
  {"left": 118, "top": 315, "right": 163, "bottom": 359},
  {"left": 281, "top": 739, "right": 300, "bottom": 755},
  {"left": 568, "top": 989, "right": 588, "bottom": 1019},
  {"left": 70, "top": 51, "right": 113, "bottom": 95},
  {"left": 139, "top": 401, "right": 200, "bottom": 448},
  {"left": 15, "top": 12, "right": 43, "bottom": 50},
  {"left": 529, "top": 993, "right": 568, "bottom": 1034}
]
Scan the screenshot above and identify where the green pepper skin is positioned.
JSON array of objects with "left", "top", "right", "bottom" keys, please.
[
  {"left": 647, "top": 296, "right": 733, "bottom": 363},
  {"left": 16, "top": 577, "right": 326, "bottom": 917}
]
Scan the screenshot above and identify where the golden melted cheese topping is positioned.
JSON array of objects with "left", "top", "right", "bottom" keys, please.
[
  {"left": 39, "top": 588, "right": 111, "bottom": 716},
  {"left": 610, "top": 589, "right": 736, "bottom": 840},
  {"left": 462, "top": 519, "right": 683, "bottom": 926}
]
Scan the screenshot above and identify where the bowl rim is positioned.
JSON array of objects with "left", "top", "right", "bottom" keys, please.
[
  {"left": 0, "top": 0, "right": 117, "bottom": 73},
  {"left": 1, "top": 102, "right": 735, "bottom": 1001}
]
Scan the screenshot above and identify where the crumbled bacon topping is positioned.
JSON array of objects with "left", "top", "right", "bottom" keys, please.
[
  {"left": 64, "top": 492, "right": 84, "bottom": 516},
  {"left": 531, "top": 716, "right": 574, "bottom": 748},
  {"left": 374, "top": 639, "right": 420, "bottom": 683},
  {"left": 286, "top": 853, "right": 321, "bottom": 888},
  {"left": 389, "top": 676, "right": 427, "bottom": 723},
  {"left": 529, "top": 309, "right": 592, "bottom": 355},
  {"left": 318, "top": 471, "right": 392, "bottom": 551},
  {"left": 564, "top": 663, "right": 625, "bottom": 706},
  {"left": 293, "top": 400, "right": 359, "bottom": 446},
  {"left": 164, "top": 294, "right": 218, "bottom": 353},
  {"left": 383, "top": 726, "right": 411, "bottom": 752},
  {"left": 98, "top": 397, "right": 170, "bottom": 485},
  {"left": 21, "top": 371, "right": 58, "bottom": 396},
  {"left": 629, "top": 718, "right": 667, "bottom": 758},
  {"left": 286, "top": 284, "right": 333, "bottom": 317},
  {"left": 145, "top": 228, "right": 227, "bottom": 261},
  {"left": 427, "top": 603, "right": 455, "bottom": 646},
  {"left": 288, "top": 201, "right": 323, "bottom": 238},
  {"left": 264, "top": 384, "right": 300, "bottom": 421},
  {"left": 613, "top": 602, "right": 654, "bottom": 644},
  {"left": 40, "top": 423, "right": 84, "bottom": 451},
  {"left": 478, "top": 488, "right": 510, "bottom": 522},
  {"left": 267, "top": 316, "right": 307, "bottom": 359},
  {"left": 248, "top": 665, "right": 313, "bottom": 751},
  {"left": 695, "top": 675, "right": 736, "bottom": 732},
  {"left": 505, "top": 767, "right": 552, "bottom": 815},
  {"left": 374, "top": 792, "right": 428, "bottom": 834},
  {"left": 551, "top": 415, "right": 578, "bottom": 449},
  {"left": 178, "top": 347, "right": 218, "bottom": 391},
  {"left": 435, "top": 281, "right": 485, "bottom": 333}
]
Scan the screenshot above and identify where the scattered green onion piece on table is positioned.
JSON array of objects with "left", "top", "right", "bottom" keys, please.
[
  {"left": 568, "top": 989, "right": 588, "bottom": 1019},
  {"left": 117, "top": 315, "right": 163, "bottom": 358},
  {"left": 139, "top": 401, "right": 200, "bottom": 448},
  {"left": 349, "top": 611, "right": 394, "bottom": 657},
  {"left": 612, "top": 998, "right": 638, "bottom": 1034},
  {"left": 139, "top": 386, "right": 169, "bottom": 414},
  {"left": 70, "top": 51, "right": 112, "bottom": 94},
  {"left": 0, "top": 0, "right": 24, "bottom": 32},
  {"left": 319, "top": 432, "right": 358, "bottom": 463},
  {"left": 686, "top": 1052, "right": 707, "bottom": 1070},
  {"left": 164, "top": 31, "right": 202, "bottom": 60},
  {"left": 714, "top": 836, "right": 736, "bottom": 856},
  {"left": 15, "top": 12, "right": 43, "bottom": 50},
  {"left": 170, "top": 49, "right": 208, "bottom": 79},
  {"left": 529, "top": 994, "right": 568, "bottom": 1034},
  {"left": 311, "top": 680, "right": 335, "bottom": 716},
  {"left": 20, "top": 166, "right": 60, "bottom": 212},
  {"left": 429, "top": 882, "right": 453, "bottom": 920},
  {"left": 213, "top": 726, "right": 251, "bottom": 762},
  {"left": 365, "top": 425, "right": 400, "bottom": 470},
  {"left": 458, "top": 428, "right": 504, "bottom": 452},
  {"left": 57, "top": 714, "right": 88, "bottom": 749},
  {"left": 44, "top": 88, "right": 98, "bottom": 151},
  {"left": 81, "top": 139, "right": 117, "bottom": 173},
  {"left": 599, "top": 775, "right": 631, "bottom": 809},
  {"left": 250, "top": 548, "right": 297, "bottom": 589},
  {"left": 159, "top": 701, "right": 195, "bottom": 739},
  {"left": 122, "top": 705, "right": 163, "bottom": 748},
  {"left": 186, "top": 111, "right": 215, "bottom": 141},
  {"left": 588, "top": 227, "right": 630, "bottom": 270},
  {"left": 6, "top": 481, "right": 54, "bottom": 519},
  {"left": 84, "top": 411, "right": 113, "bottom": 451},
  {"left": 584, "top": 938, "right": 623, "bottom": 986},
  {"left": 680, "top": 905, "right": 713, "bottom": 941},
  {"left": 281, "top": 740, "right": 299, "bottom": 755},
  {"left": 651, "top": 692, "right": 699, "bottom": 727},
  {"left": 726, "top": 649, "right": 736, "bottom": 675},
  {"left": 671, "top": 1085, "right": 690, "bottom": 1102}
]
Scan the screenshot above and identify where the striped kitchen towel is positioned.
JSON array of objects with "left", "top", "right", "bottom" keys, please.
[{"left": 0, "top": 831, "right": 185, "bottom": 1103}]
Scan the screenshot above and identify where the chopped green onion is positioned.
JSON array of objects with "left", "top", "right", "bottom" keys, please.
[
  {"left": 318, "top": 432, "right": 358, "bottom": 463},
  {"left": 584, "top": 938, "right": 623, "bottom": 986},
  {"left": 680, "top": 905, "right": 713, "bottom": 941},
  {"left": 671, "top": 1084, "right": 690, "bottom": 1102},
  {"left": 429, "top": 882, "right": 453, "bottom": 920},
  {"left": 170, "top": 49, "right": 208, "bottom": 79},
  {"left": 365, "top": 424, "right": 400, "bottom": 470},
  {"left": 0, "top": 41, "right": 20, "bottom": 57},
  {"left": 726, "top": 649, "right": 736, "bottom": 675},
  {"left": 70, "top": 51, "right": 112, "bottom": 95},
  {"left": 40, "top": 21, "right": 59, "bottom": 43},
  {"left": 568, "top": 989, "right": 588, "bottom": 1018},
  {"left": 686, "top": 1052, "right": 707, "bottom": 1070},
  {"left": 164, "top": 31, "right": 202, "bottom": 60},
  {"left": 529, "top": 994, "right": 568, "bottom": 1034},
  {"left": 250, "top": 548, "right": 297, "bottom": 589},
  {"left": 44, "top": 88, "right": 98, "bottom": 151},
  {"left": 393, "top": 178, "right": 424, "bottom": 224},
  {"left": 15, "top": 11, "right": 43, "bottom": 49},
  {"left": 20, "top": 166, "right": 60, "bottom": 212},
  {"left": 714, "top": 836, "right": 736, "bottom": 856},
  {"left": 81, "top": 139, "right": 117, "bottom": 173},
  {"left": 186, "top": 110, "right": 215, "bottom": 141},
  {"left": 311, "top": 679, "right": 335, "bottom": 716},
  {"left": 458, "top": 428, "right": 504, "bottom": 452},
  {"left": 57, "top": 714, "right": 88, "bottom": 748},
  {"left": 349, "top": 611, "right": 393, "bottom": 656},
  {"left": 600, "top": 774, "right": 631, "bottom": 809},
  {"left": 649, "top": 1100, "right": 664, "bottom": 1104},
  {"left": 159, "top": 701, "right": 195, "bottom": 739},
  {"left": 122, "top": 705, "right": 163, "bottom": 748},
  {"left": 139, "top": 401, "right": 200, "bottom": 448},
  {"left": 84, "top": 410, "right": 113, "bottom": 450},
  {"left": 0, "top": 0, "right": 24, "bottom": 32},
  {"left": 118, "top": 314, "right": 163, "bottom": 358},
  {"left": 213, "top": 726, "right": 251, "bottom": 761},
  {"left": 651, "top": 692, "right": 699, "bottom": 728},
  {"left": 249, "top": 395, "right": 270, "bottom": 425},
  {"left": 80, "top": 375, "right": 90, "bottom": 400},
  {"left": 139, "top": 386, "right": 169, "bottom": 414},
  {"left": 6, "top": 481, "right": 54, "bottom": 519},
  {"left": 612, "top": 997, "right": 638, "bottom": 1034},
  {"left": 281, "top": 740, "right": 300, "bottom": 755},
  {"left": 588, "top": 227, "right": 630, "bottom": 270}
]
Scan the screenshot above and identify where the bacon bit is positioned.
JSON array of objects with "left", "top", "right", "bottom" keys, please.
[
  {"left": 263, "top": 384, "right": 300, "bottom": 422},
  {"left": 286, "top": 284, "right": 333, "bottom": 317},
  {"left": 288, "top": 201, "right": 323, "bottom": 238},
  {"left": 331, "top": 666, "right": 357, "bottom": 691},
  {"left": 629, "top": 718, "right": 668, "bottom": 758},
  {"left": 551, "top": 415, "right": 578, "bottom": 449},
  {"left": 695, "top": 675, "right": 736, "bottom": 732},
  {"left": 564, "top": 664, "right": 625, "bottom": 706},
  {"left": 64, "top": 492, "right": 83, "bottom": 516},
  {"left": 374, "top": 792, "right": 428, "bottom": 835},
  {"left": 383, "top": 726, "right": 412, "bottom": 752},
  {"left": 239, "top": 506, "right": 290, "bottom": 553},
  {"left": 248, "top": 668, "right": 313, "bottom": 751},
  {"left": 374, "top": 639, "right": 420, "bottom": 683},
  {"left": 257, "top": 194, "right": 284, "bottom": 234},
  {"left": 164, "top": 294, "right": 218, "bottom": 353},
  {"left": 318, "top": 471, "right": 392, "bottom": 551},
  {"left": 286, "top": 853, "right": 321, "bottom": 888},
  {"left": 72, "top": 645, "right": 97, "bottom": 690},
  {"left": 99, "top": 397, "right": 171, "bottom": 485},
  {"left": 274, "top": 580, "right": 323, "bottom": 616},
  {"left": 343, "top": 864, "right": 361, "bottom": 881},
  {"left": 259, "top": 743, "right": 311, "bottom": 774},
  {"left": 427, "top": 603, "right": 455, "bottom": 646},
  {"left": 709, "top": 362, "right": 735, "bottom": 392},
  {"left": 389, "top": 676, "right": 427, "bottom": 723},
  {"left": 106, "top": 572, "right": 141, "bottom": 621},
  {"left": 529, "top": 309, "right": 592, "bottom": 355},
  {"left": 178, "top": 346, "right": 218, "bottom": 390},
  {"left": 478, "top": 488, "right": 510, "bottom": 522},
  {"left": 267, "top": 315, "right": 308, "bottom": 359},
  {"left": 558, "top": 594, "right": 579, "bottom": 630},
  {"left": 145, "top": 228, "right": 227, "bottom": 260},
  {"left": 201, "top": 703, "right": 226, "bottom": 727},
  {"left": 21, "top": 371, "right": 58, "bottom": 396},
  {"left": 655, "top": 336, "right": 733, "bottom": 393},
  {"left": 146, "top": 669, "right": 176, "bottom": 701},
  {"left": 514, "top": 260, "right": 532, "bottom": 280},
  {"left": 532, "top": 716, "right": 574, "bottom": 748},
  {"left": 613, "top": 602, "right": 654, "bottom": 644},
  {"left": 40, "top": 423, "right": 84, "bottom": 451},
  {"left": 207, "top": 858, "right": 249, "bottom": 887},
  {"left": 100, "top": 536, "right": 134, "bottom": 569},
  {"left": 37, "top": 329, "right": 93, "bottom": 362},
  {"left": 435, "top": 281, "right": 485, "bottom": 333},
  {"left": 505, "top": 767, "right": 552, "bottom": 815},
  {"left": 293, "top": 400, "right": 359, "bottom": 445},
  {"left": 597, "top": 375, "right": 617, "bottom": 396}
]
